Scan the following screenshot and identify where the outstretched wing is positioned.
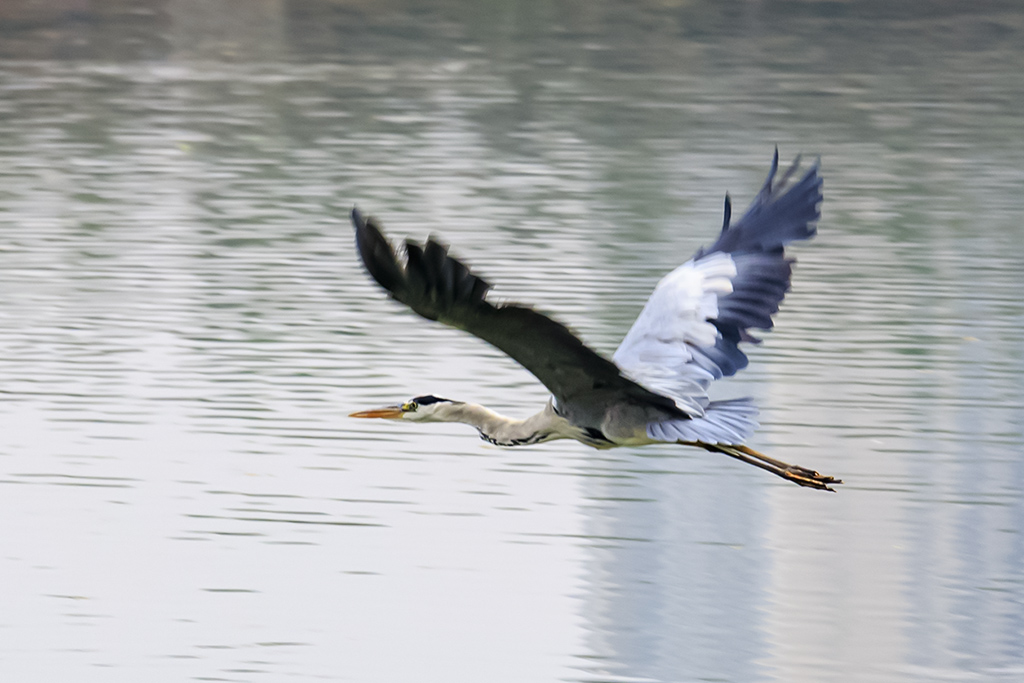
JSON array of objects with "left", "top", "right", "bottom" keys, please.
[
  {"left": 613, "top": 151, "right": 822, "bottom": 417},
  {"left": 351, "top": 208, "right": 678, "bottom": 414}
]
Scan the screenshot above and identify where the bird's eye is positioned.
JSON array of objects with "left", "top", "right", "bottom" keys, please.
[{"left": 401, "top": 401, "right": 418, "bottom": 412}]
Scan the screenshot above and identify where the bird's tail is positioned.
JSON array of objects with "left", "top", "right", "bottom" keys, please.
[{"left": 647, "top": 398, "right": 759, "bottom": 445}]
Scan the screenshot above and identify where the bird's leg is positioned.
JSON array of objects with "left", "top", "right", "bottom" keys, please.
[{"left": 692, "top": 442, "right": 842, "bottom": 491}]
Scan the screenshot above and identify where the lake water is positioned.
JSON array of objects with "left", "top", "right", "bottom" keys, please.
[{"left": 2, "top": 2, "right": 1023, "bottom": 682}]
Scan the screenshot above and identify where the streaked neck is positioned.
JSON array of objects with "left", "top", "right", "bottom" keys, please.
[{"left": 448, "top": 402, "right": 563, "bottom": 447}]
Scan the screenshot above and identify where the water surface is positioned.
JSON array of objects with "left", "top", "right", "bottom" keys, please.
[{"left": 1, "top": 3, "right": 1023, "bottom": 682}]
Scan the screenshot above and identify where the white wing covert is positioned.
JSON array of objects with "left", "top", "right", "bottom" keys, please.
[
  {"left": 612, "top": 251, "right": 737, "bottom": 416},
  {"left": 612, "top": 152, "right": 822, "bottom": 441}
]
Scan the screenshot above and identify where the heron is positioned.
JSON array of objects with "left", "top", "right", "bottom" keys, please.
[{"left": 349, "top": 151, "right": 841, "bottom": 491}]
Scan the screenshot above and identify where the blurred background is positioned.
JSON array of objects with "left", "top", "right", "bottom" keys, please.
[{"left": 1, "top": 1, "right": 1023, "bottom": 682}]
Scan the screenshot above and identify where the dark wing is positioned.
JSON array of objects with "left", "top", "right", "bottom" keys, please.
[{"left": 351, "top": 208, "right": 679, "bottom": 414}]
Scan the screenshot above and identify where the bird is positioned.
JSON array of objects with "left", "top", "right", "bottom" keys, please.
[{"left": 349, "top": 151, "right": 841, "bottom": 491}]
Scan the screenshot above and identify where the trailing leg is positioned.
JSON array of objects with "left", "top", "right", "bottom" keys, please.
[{"left": 684, "top": 442, "right": 842, "bottom": 491}]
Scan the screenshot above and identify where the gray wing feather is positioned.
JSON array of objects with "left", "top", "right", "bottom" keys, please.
[
  {"left": 614, "top": 151, "right": 822, "bottom": 420},
  {"left": 351, "top": 208, "right": 679, "bottom": 414}
]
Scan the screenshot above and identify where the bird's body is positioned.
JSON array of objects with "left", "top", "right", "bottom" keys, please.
[{"left": 350, "top": 151, "right": 841, "bottom": 490}]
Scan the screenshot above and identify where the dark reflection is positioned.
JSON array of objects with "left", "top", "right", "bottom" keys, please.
[{"left": 1, "top": 2, "right": 1023, "bottom": 682}]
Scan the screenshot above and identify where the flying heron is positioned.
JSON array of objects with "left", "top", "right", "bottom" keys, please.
[{"left": 350, "top": 151, "right": 841, "bottom": 491}]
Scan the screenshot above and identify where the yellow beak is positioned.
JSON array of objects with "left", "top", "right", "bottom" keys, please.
[{"left": 349, "top": 406, "right": 405, "bottom": 419}]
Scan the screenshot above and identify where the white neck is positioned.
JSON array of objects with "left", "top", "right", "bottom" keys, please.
[{"left": 443, "top": 401, "right": 566, "bottom": 447}]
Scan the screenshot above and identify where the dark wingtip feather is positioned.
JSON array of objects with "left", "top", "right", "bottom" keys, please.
[
  {"left": 423, "top": 238, "right": 447, "bottom": 280},
  {"left": 702, "top": 152, "right": 821, "bottom": 256},
  {"left": 402, "top": 239, "right": 430, "bottom": 312},
  {"left": 352, "top": 207, "right": 405, "bottom": 294},
  {"left": 756, "top": 147, "right": 780, "bottom": 201},
  {"left": 351, "top": 207, "right": 494, "bottom": 323}
]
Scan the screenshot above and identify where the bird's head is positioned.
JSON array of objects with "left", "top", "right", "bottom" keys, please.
[{"left": 349, "top": 394, "right": 462, "bottom": 423}]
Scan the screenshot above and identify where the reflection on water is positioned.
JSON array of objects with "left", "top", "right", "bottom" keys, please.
[{"left": 1, "top": 2, "right": 1023, "bottom": 682}]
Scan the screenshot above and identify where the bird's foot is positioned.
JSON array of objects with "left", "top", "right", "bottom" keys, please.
[
  {"left": 779, "top": 464, "right": 842, "bottom": 491},
  {"left": 698, "top": 443, "right": 843, "bottom": 492}
]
